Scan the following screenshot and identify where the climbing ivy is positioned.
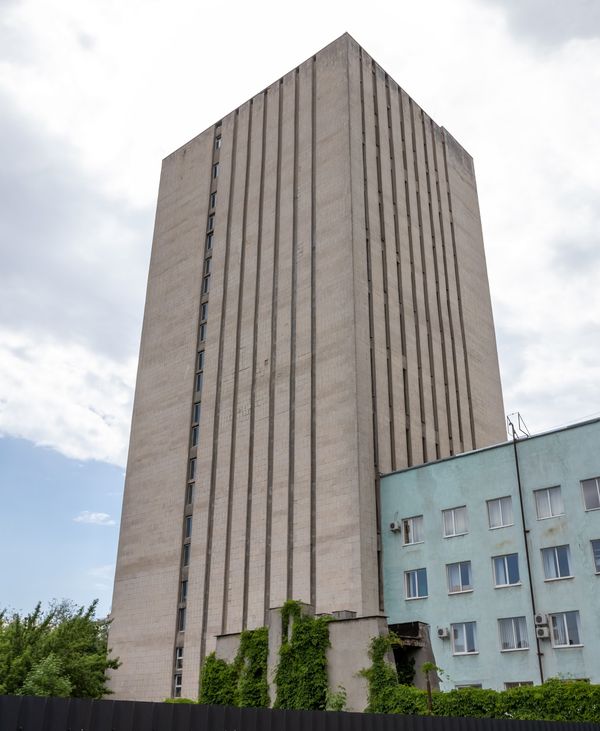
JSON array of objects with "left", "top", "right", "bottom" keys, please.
[
  {"left": 236, "top": 626, "right": 269, "bottom": 707},
  {"left": 274, "top": 600, "right": 331, "bottom": 710},
  {"left": 198, "top": 626, "right": 269, "bottom": 707},
  {"left": 359, "top": 633, "right": 402, "bottom": 712},
  {"left": 198, "top": 652, "right": 237, "bottom": 705}
]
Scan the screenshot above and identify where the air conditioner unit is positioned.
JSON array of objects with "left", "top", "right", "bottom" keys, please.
[
  {"left": 390, "top": 521, "right": 401, "bottom": 532},
  {"left": 534, "top": 612, "right": 548, "bottom": 626},
  {"left": 536, "top": 626, "right": 551, "bottom": 640},
  {"left": 437, "top": 627, "right": 450, "bottom": 639}
]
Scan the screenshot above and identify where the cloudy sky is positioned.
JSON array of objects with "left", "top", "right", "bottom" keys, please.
[{"left": 1, "top": 0, "right": 599, "bottom": 616}]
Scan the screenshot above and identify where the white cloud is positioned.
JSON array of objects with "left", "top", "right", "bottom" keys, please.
[
  {"left": 74, "top": 511, "right": 116, "bottom": 527},
  {"left": 0, "top": 330, "right": 135, "bottom": 466}
]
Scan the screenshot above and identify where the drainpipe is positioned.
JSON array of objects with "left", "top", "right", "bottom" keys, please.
[{"left": 510, "top": 428, "right": 545, "bottom": 684}]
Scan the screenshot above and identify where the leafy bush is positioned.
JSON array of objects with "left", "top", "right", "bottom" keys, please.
[{"left": 0, "top": 600, "right": 119, "bottom": 698}]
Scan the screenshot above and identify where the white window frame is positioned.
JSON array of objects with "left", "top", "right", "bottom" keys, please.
[
  {"left": 487, "top": 496, "right": 514, "bottom": 529},
  {"left": 173, "top": 673, "right": 182, "bottom": 697},
  {"left": 582, "top": 477, "right": 600, "bottom": 511},
  {"left": 442, "top": 506, "right": 468, "bottom": 537},
  {"left": 541, "top": 545, "right": 572, "bottom": 580},
  {"left": 492, "top": 553, "right": 520, "bottom": 587},
  {"left": 550, "top": 611, "right": 582, "bottom": 648},
  {"left": 446, "top": 561, "right": 473, "bottom": 594},
  {"left": 404, "top": 568, "right": 428, "bottom": 600},
  {"left": 498, "top": 616, "right": 529, "bottom": 652},
  {"left": 534, "top": 486, "right": 564, "bottom": 520},
  {"left": 505, "top": 681, "right": 533, "bottom": 689},
  {"left": 402, "top": 515, "right": 424, "bottom": 545},
  {"left": 451, "top": 622, "right": 478, "bottom": 655},
  {"left": 175, "top": 646, "right": 184, "bottom": 670}
]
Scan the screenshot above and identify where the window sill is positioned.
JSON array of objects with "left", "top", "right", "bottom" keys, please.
[
  {"left": 444, "top": 532, "right": 469, "bottom": 539},
  {"left": 402, "top": 541, "right": 425, "bottom": 547},
  {"left": 584, "top": 506, "right": 600, "bottom": 512},
  {"left": 543, "top": 576, "right": 574, "bottom": 582},
  {"left": 500, "top": 648, "right": 529, "bottom": 653},
  {"left": 495, "top": 583, "right": 522, "bottom": 589},
  {"left": 536, "top": 514, "right": 565, "bottom": 521},
  {"left": 453, "top": 652, "right": 479, "bottom": 656},
  {"left": 489, "top": 524, "right": 514, "bottom": 530},
  {"left": 553, "top": 644, "right": 583, "bottom": 649},
  {"left": 405, "top": 596, "right": 428, "bottom": 601},
  {"left": 448, "top": 589, "right": 474, "bottom": 595}
]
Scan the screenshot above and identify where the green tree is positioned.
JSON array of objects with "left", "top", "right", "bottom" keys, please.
[
  {"left": 0, "top": 599, "right": 119, "bottom": 698},
  {"left": 20, "top": 654, "right": 72, "bottom": 697}
]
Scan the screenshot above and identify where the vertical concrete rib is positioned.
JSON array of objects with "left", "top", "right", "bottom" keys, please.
[
  {"left": 442, "top": 134, "right": 476, "bottom": 449},
  {"left": 309, "top": 56, "right": 317, "bottom": 609},
  {"left": 372, "top": 65, "right": 397, "bottom": 472},
  {"left": 358, "top": 49, "right": 380, "bottom": 475},
  {"left": 397, "top": 88, "right": 426, "bottom": 463},
  {"left": 429, "top": 120, "right": 461, "bottom": 454},
  {"left": 263, "top": 80, "right": 284, "bottom": 622},
  {"left": 243, "top": 92, "right": 267, "bottom": 629},
  {"left": 199, "top": 111, "right": 239, "bottom": 662},
  {"left": 421, "top": 111, "right": 451, "bottom": 456},
  {"left": 409, "top": 100, "right": 439, "bottom": 460},
  {"left": 221, "top": 101, "right": 253, "bottom": 633},
  {"left": 286, "top": 70, "right": 299, "bottom": 600},
  {"left": 384, "top": 77, "right": 411, "bottom": 467}
]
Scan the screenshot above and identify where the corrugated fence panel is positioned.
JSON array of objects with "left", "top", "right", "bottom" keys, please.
[{"left": 0, "top": 696, "right": 598, "bottom": 731}]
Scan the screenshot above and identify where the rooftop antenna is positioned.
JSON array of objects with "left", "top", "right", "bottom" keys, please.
[{"left": 506, "top": 412, "right": 530, "bottom": 441}]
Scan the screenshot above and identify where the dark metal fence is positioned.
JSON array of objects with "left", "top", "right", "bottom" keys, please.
[{"left": 1, "top": 696, "right": 597, "bottom": 731}]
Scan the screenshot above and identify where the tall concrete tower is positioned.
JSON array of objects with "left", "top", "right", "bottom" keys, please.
[{"left": 109, "top": 33, "right": 505, "bottom": 701}]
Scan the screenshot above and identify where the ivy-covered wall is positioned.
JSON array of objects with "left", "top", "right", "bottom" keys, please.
[{"left": 199, "top": 627, "right": 269, "bottom": 707}]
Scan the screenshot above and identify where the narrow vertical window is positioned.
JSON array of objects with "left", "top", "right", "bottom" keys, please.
[
  {"left": 173, "top": 673, "right": 182, "bottom": 697},
  {"left": 178, "top": 607, "right": 186, "bottom": 632},
  {"left": 186, "top": 483, "right": 194, "bottom": 505},
  {"left": 591, "top": 539, "right": 600, "bottom": 573},
  {"left": 180, "top": 581, "right": 188, "bottom": 602},
  {"left": 191, "top": 425, "right": 199, "bottom": 447},
  {"left": 193, "top": 403, "right": 201, "bottom": 424},
  {"left": 182, "top": 544, "right": 190, "bottom": 567},
  {"left": 175, "top": 646, "right": 184, "bottom": 670},
  {"left": 210, "top": 191, "right": 217, "bottom": 209},
  {"left": 212, "top": 162, "right": 219, "bottom": 178},
  {"left": 215, "top": 135, "right": 222, "bottom": 150},
  {"left": 184, "top": 515, "right": 192, "bottom": 539},
  {"left": 189, "top": 457, "right": 196, "bottom": 479}
]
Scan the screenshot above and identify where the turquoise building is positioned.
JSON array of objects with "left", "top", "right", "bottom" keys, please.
[{"left": 380, "top": 418, "right": 600, "bottom": 690}]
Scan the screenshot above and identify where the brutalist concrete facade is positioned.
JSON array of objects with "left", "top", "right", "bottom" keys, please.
[{"left": 109, "top": 33, "right": 505, "bottom": 701}]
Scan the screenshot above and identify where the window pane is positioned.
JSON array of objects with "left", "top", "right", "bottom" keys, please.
[
  {"left": 465, "top": 622, "right": 477, "bottom": 652},
  {"left": 413, "top": 516, "right": 423, "bottom": 542},
  {"left": 488, "top": 499, "right": 501, "bottom": 528},
  {"left": 494, "top": 556, "right": 507, "bottom": 585},
  {"left": 417, "top": 568, "right": 428, "bottom": 596},
  {"left": 443, "top": 509, "right": 453, "bottom": 536},
  {"left": 565, "top": 611, "right": 580, "bottom": 645},
  {"left": 455, "top": 507, "right": 467, "bottom": 534},
  {"left": 549, "top": 487, "right": 564, "bottom": 516},
  {"left": 551, "top": 614, "right": 566, "bottom": 645},
  {"left": 460, "top": 562, "right": 472, "bottom": 589},
  {"left": 195, "top": 372, "right": 203, "bottom": 393},
  {"left": 592, "top": 540, "right": 600, "bottom": 572},
  {"left": 501, "top": 496, "right": 513, "bottom": 525},
  {"left": 557, "top": 545, "right": 571, "bottom": 576},
  {"left": 535, "top": 490, "right": 550, "bottom": 519},
  {"left": 514, "top": 617, "right": 528, "bottom": 649},
  {"left": 197, "top": 350, "right": 205, "bottom": 370},
  {"left": 583, "top": 479, "right": 600, "bottom": 510},
  {"left": 447, "top": 564, "right": 461, "bottom": 592},
  {"left": 506, "top": 553, "right": 520, "bottom": 584},
  {"left": 498, "top": 618, "right": 514, "bottom": 649},
  {"left": 542, "top": 547, "right": 558, "bottom": 579},
  {"left": 452, "top": 624, "right": 465, "bottom": 653}
]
